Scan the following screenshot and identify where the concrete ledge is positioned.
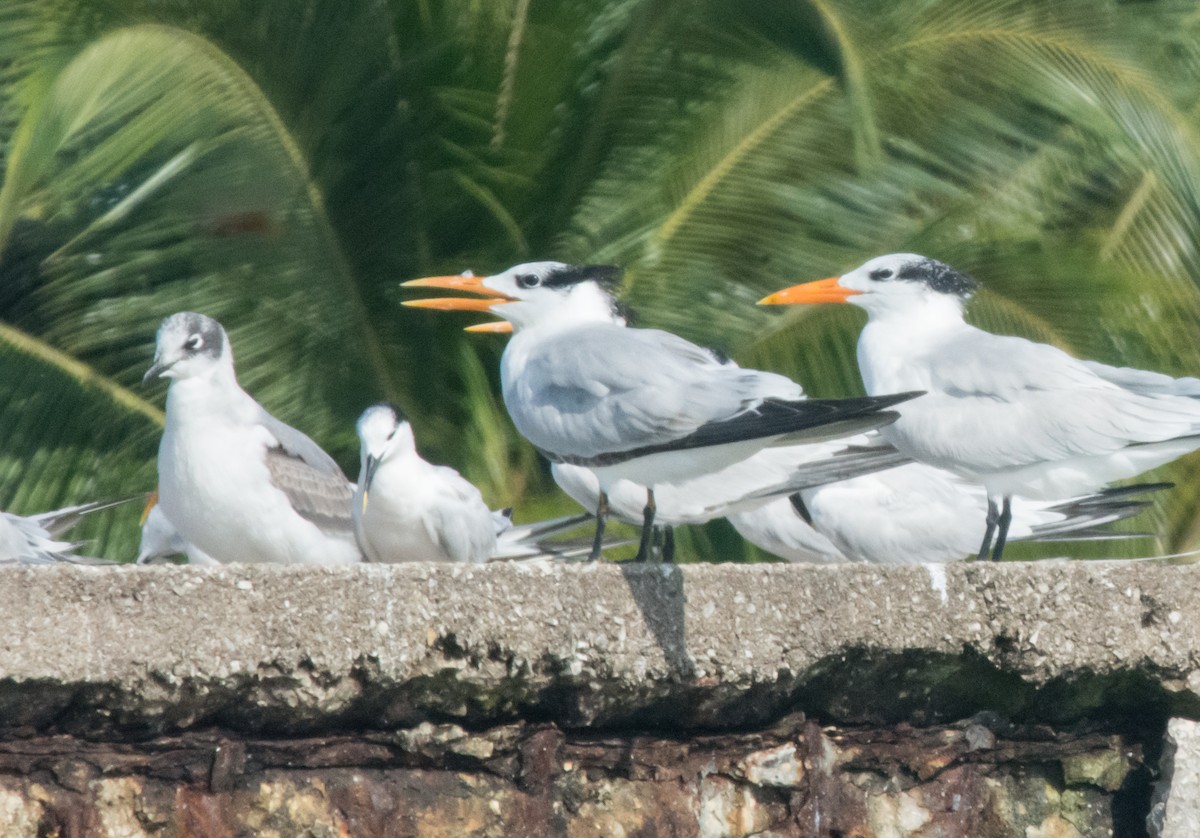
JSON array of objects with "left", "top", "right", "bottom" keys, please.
[
  {"left": 0, "top": 561, "right": 1197, "bottom": 834},
  {"left": 0, "top": 561, "right": 1196, "bottom": 736}
]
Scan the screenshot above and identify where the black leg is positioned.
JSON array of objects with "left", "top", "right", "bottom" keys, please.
[
  {"left": 634, "top": 489, "right": 657, "bottom": 562},
  {"left": 991, "top": 495, "right": 1014, "bottom": 562},
  {"left": 589, "top": 491, "right": 609, "bottom": 561},
  {"left": 977, "top": 497, "right": 999, "bottom": 561},
  {"left": 662, "top": 525, "right": 676, "bottom": 563}
]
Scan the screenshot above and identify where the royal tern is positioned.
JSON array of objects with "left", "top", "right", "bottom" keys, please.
[
  {"left": 761, "top": 253, "right": 1200, "bottom": 560},
  {"left": 0, "top": 498, "right": 133, "bottom": 565},
  {"left": 146, "top": 312, "right": 362, "bottom": 565},
  {"left": 549, "top": 440, "right": 908, "bottom": 555},
  {"left": 728, "top": 464, "right": 1164, "bottom": 564},
  {"left": 405, "top": 261, "right": 919, "bottom": 561}
]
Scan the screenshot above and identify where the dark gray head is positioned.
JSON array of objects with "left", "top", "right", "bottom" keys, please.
[{"left": 144, "top": 312, "right": 230, "bottom": 383}]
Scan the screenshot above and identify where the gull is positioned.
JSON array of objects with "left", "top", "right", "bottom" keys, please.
[
  {"left": 145, "top": 312, "right": 361, "bottom": 565},
  {"left": 0, "top": 498, "right": 133, "bottom": 565},
  {"left": 761, "top": 253, "right": 1200, "bottom": 560},
  {"left": 404, "top": 261, "right": 919, "bottom": 561},
  {"left": 354, "top": 404, "right": 596, "bottom": 562},
  {"left": 727, "top": 463, "right": 1164, "bottom": 564}
]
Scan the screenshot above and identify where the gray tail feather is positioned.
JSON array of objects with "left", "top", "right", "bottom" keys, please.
[
  {"left": 749, "top": 445, "right": 911, "bottom": 499},
  {"left": 32, "top": 495, "right": 143, "bottom": 538},
  {"left": 492, "top": 512, "right": 599, "bottom": 559},
  {"left": 771, "top": 411, "right": 902, "bottom": 446},
  {"left": 498, "top": 512, "right": 592, "bottom": 544},
  {"left": 0, "top": 552, "right": 117, "bottom": 566},
  {"left": 1029, "top": 482, "right": 1169, "bottom": 542},
  {"left": 1030, "top": 528, "right": 1154, "bottom": 543}
]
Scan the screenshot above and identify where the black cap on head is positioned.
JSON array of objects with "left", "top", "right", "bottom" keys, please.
[
  {"left": 896, "top": 258, "right": 980, "bottom": 297},
  {"left": 542, "top": 264, "right": 623, "bottom": 290}
]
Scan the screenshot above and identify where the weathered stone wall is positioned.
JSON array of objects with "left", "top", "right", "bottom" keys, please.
[{"left": 0, "top": 561, "right": 1194, "bottom": 836}]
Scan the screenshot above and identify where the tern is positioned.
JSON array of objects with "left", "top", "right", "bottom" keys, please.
[
  {"left": 135, "top": 491, "right": 217, "bottom": 565},
  {"left": 761, "top": 253, "right": 1200, "bottom": 560},
  {"left": 549, "top": 439, "right": 908, "bottom": 558},
  {"left": 145, "top": 312, "right": 362, "bottom": 565},
  {"left": 354, "top": 402, "right": 501, "bottom": 563},
  {"left": 404, "top": 261, "right": 920, "bottom": 561},
  {"left": 354, "top": 404, "right": 596, "bottom": 562},
  {"left": 0, "top": 498, "right": 133, "bottom": 565},
  {"left": 728, "top": 464, "right": 1164, "bottom": 564}
]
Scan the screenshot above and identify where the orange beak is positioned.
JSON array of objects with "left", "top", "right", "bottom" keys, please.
[
  {"left": 401, "top": 274, "right": 512, "bottom": 298},
  {"left": 402, "top": 297, "right": 503, "bottom": 312},
  {"left": 757, "top": 277, "right": 862, "bottom": 305},
  {"left": 465, "top": 321, "right": 514, "bottom": 333},
  {"left": 402, "top": 274, "right": 517, "bottom": 332},
  {"left": 140, "top": 489, "right": 159, "bottom": 527}
]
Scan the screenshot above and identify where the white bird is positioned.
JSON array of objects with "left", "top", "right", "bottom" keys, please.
[
  {"left": 0, "top": 498, "right": 132, "bottom": 565},
  {"left": 353, "top": 403, "right": 597, "bottom": 562},
  {"left": 549, "top": 440, "right": 908, "bottom": 552},
  {"left": 727, "top": 464, "right": 1164, "bottom": 564},
  {"left": 404, "top": 262, "right": 918, "bottom": 561},
  {"left": 353, "top": 403, "right": 497, "bottom": 563},
  {"left": 135, "top": 491, "right": 217, "bottom": 565},
  {"left": 145, "top": 312, "right": 362, "bottom": 565},
  {"left": 761, "top": 253, "right": 1200, "bottom": 560}
]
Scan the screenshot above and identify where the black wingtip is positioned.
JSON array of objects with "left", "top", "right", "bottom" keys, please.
[
  {"left": 1097, "top": 482, "right": 1174, "bottom": 498},
  {"left": 866, "top": 390, "right": 925, "bottom": 409}
]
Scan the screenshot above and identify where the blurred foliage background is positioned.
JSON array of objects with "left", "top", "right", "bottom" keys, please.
[{"left": 2, "top": 0, "right": 1200, "bottom": 561}]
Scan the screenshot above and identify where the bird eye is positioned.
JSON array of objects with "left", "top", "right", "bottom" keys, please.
[
  {"left": 515, "top": 274, "right": 540, "bottom": 289},
  {"left": 184, "top": 335, "right": 203, "bottom": 351},
  {"left": 868, "top": 268, "right": 895, "bottom": 281}
]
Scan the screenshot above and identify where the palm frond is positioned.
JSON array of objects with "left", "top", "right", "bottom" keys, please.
[{"left": 0, "top": 321, "right": 158, "bottom": 559}]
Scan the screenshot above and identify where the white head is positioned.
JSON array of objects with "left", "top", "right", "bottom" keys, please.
[
  {"left": 760, "top": 254, "right": 980, "bottom": 318},
  {"left": 402, "top": 261, "right": 629, "bottom": 331},
  {"left": 144, "top": 312, "right": 232, "bottom": 383},
  {"left": 355, "top": 403, "right": 416, "bottom": 494}
]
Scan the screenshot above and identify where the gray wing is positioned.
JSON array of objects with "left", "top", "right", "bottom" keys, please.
[
  {"left": 264, "top": 447, "right": 355, "bottom": 534},
  {"left": 505, "top": 324, "right": 804, "bottom": 459},
  {"left": 258, "top": 407, "right": 346, "bottom": 476},
  {"left": 257, "top": 407, "right": 354, "bottom": 533},
  {"left": 30, "top": 496, "right": 139, "bottom": 537},
  {"left": 891, "top": 332, "right": 1200, "bottom": 471},
  {"left": 1081, "top": 360, "right": 1200, "bottom": 398},
  {"left": 426, "top": 467, "right": 495, "bottom": 563}
]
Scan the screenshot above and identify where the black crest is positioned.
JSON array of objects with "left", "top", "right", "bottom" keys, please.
[
  {"left": 612, "top": 299, "right": 638, "bottom": 326},
  {"left": 543, "top": 264, "right": 623, "bottom": 290},
  {"left": 896, "top": 258, "right": 980, "bottom": 297}
]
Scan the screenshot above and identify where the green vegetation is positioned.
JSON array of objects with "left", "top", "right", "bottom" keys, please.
[{"left": 2, "top": 0, "right": 1200, "bottom": 560}]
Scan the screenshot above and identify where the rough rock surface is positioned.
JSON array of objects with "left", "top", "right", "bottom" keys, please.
[
  {"left": 0, "top": 560, "right": 1193, "bottom": 835},
  {"left": 0, "top": 718, "right": 1147, "bottom": 836},
  {"left": 1150, "top": 717, "right": 1200, "bottom": 837}
]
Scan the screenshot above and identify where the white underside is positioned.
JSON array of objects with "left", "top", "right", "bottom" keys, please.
[{"left": 159, "top": 379, "right": 360, "bottom": 566}]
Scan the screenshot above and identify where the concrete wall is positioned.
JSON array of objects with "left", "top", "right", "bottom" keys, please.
[{"left": 0, "top": 561, "right": 1195, "bottom": 835}]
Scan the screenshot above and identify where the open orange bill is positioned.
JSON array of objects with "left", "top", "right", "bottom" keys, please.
[{"left": 402, "top": 275, "right": 515, "bottom": 332}]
